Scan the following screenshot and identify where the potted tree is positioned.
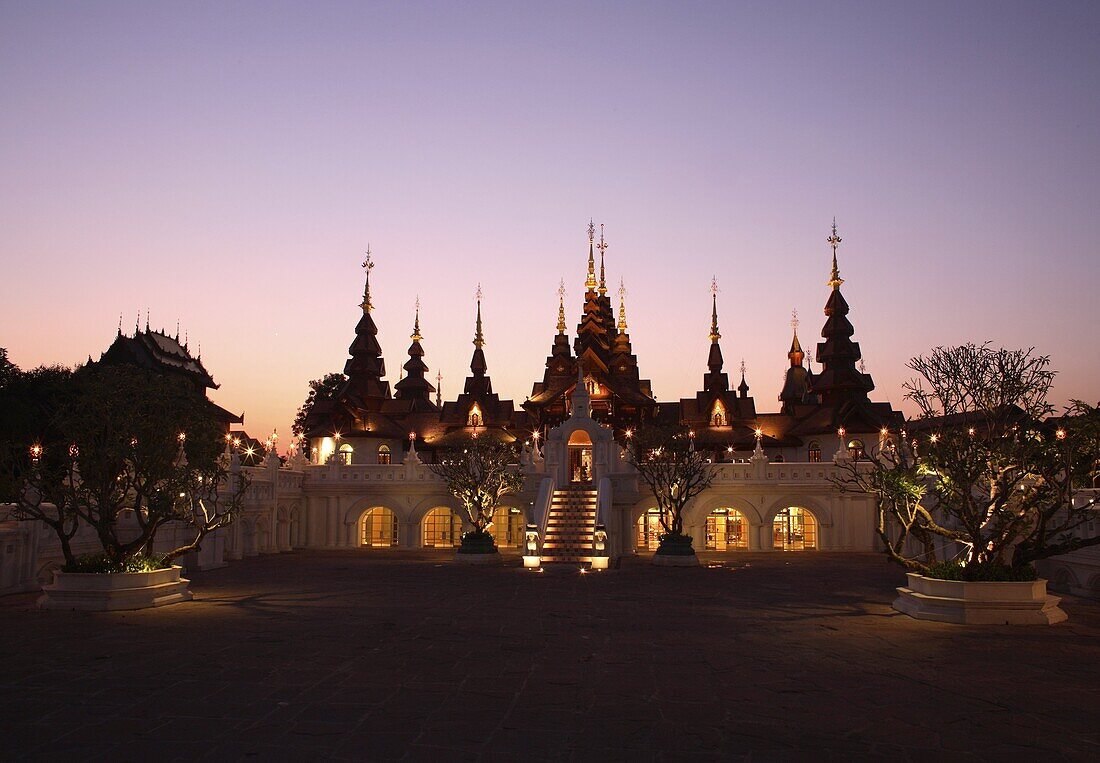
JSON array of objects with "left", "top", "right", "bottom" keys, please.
[
  {"left": 430, "top": 438, "right": 525, "bottom": 564},
  {"left": 834, "top": 344, "right": 1100, "bottom": 624},
  {"left": 625, "top": 425, "right": 717, "bottom": 566},
  {"left": 1, "top": 362, "right": 248, "bottom": 610}
]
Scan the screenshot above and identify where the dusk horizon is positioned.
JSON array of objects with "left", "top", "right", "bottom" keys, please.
[{"left": 3, "top": 1, "right": 1098, "bottom": 441}]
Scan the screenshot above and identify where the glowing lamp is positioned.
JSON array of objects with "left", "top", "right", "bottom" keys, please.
[
  {"left": 1056, "top": 429, "right": 1067, "bottom": 440},
  {"left": 177, "top": 432, "right": 186, "bottom": 442}
]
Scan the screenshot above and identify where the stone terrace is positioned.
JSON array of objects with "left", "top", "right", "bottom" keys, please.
[{"left": 2, "top": 551, "right": 1099, "bottom": 760}]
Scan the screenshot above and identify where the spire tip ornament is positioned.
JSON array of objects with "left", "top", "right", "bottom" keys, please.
[
  {"left": 585, "top": 220, "right": 597, "bottom": 291},
  {"left": 360, "top": 245, "right": 376, "bottom": 312},
  {"left": 556, "top": 279, "right": 567, "bottom": 334},
  {"left": 826, "top": 219, "right": 844, "bottom": 290},
  {"left": 617, "top": 277, "right": 628, "bottom": 331},
  {"left": 473, "top": 283, "right": 485, "bottom": 348},
  {"left": 709, "top": 277, "right": 721, "bottom": 342},
  {"left": 411, "top": 296, "right": 422, "bottom": 341},
  {"left": 597, "top": 223, "right": 608, "bottom": 295}
]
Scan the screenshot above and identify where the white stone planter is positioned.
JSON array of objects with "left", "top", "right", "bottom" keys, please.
[
  {"left": 38, "top": 565, "right": 193, "bottom": 611},
  {"left": 453, "top": 551, "right": 502, "bottom": 565},
  {"left": 893, "top": 573, "right": 1067, "bottom": 625},
  {"left": 651, "top": 552, "right": 700, "bottom": 567}
]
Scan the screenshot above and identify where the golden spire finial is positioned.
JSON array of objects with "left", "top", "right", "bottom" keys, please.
[
  {"left": 360, "top": 245, "right": 375, "bottom": 312},
  {"left": 556, "top": 279, "right": 567, "bottom": 334},
  {"left": 473, "top": 283, "right": 485, "bottom": 348},
  {"left": 585, "top": 219, "right": 597, "bottom": 291},
  {"left": 709, "top": 277, "right": 721, "bottom": 342},
  {"left": 827, "top": 219, "right": 844, "bottom": 290},
  {"left": 597, "top": 223, "right": 608, "bottom": 295},
  {"left": 436, "top": 371, "right": 442, "bottom": 407},
  {"left": 411, "top": 296, "right": 422, "bottom": 341},
  {"left": 617, "top": 278, "right": 628, "bottom": 330}
]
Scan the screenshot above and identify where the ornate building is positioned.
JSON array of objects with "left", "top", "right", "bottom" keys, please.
[{"left": 284, "top": 221, "right": 902, "bottom": 561}]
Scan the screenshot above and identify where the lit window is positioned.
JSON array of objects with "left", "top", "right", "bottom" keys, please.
[
  {"left": 773, "top": 507, "right": 818, "bottom": 550},
  {"left": 847, "top": 439, "right": 865, "bottom": 460},
  {"left": 422, "top": 507, "right": 461, "bottom": 548},
  {"left": 705, "top": 508, "right": 748, "bottom": 550},
  {"left": 377, "top": 444, "right": 391, "bottom": 465},
  {"left": 359, "top": 507, "right": 398, "bottom": 547},
  {"left": 808, "top": 441, "right": 821, "bottom": 462},
  {"left": 338, "top": 443, "right": 353, "bottom": 466}
]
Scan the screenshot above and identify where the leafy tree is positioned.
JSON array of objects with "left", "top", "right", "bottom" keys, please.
[
  {"left": 624, "top": 424, "right": 717, "bottom": 549},
  {"left": 429, "top": 438, "right": 525, "bottom": 550},
  {"left": 292, "top": 372, "right": 347, "bottom": 440},
  {"left": 3, "top": 363, "right": 248, "bottom": 569},
  {"left": 834, "top": 344, "right": 1100, "bottom": 579}
]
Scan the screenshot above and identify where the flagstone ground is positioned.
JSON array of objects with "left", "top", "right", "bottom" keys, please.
[{"left": 1, "top": 550, "right": 1098, "bottom": 760}]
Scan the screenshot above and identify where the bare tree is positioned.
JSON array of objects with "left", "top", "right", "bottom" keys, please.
[
  {"left": 834, "top": 344, "right": 1100, "bottom": 579},
  {"left": 624, "top": 424, "right": 717, "bottom": 552},
  {"left": 4, "top": 364, "right": 248, "bottom": 570},
  {"left": 429, "top": 437, "right": 525, "bottom": 551}
]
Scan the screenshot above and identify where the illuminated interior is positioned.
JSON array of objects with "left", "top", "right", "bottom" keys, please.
[
  {"left": 488, "top": 506, "right": 524, "bottom": 547},
  {"left": 808, "top": 440, "right": 822, "bottom": 462},
  {"left": 359, "top": 507, "right": 399, "bottom": 547},
  {"left": 317, "top": 436, "right": 335, "bottom": 465},
  {"left": 636, "top": 508, "right": 667, "bottom": 550},
  {"left": 567, "top": 429, "right": 594, "bottom": 483},
  {"left": 422, "top": 507, "right": 461, "bottom": 548},
  {"left": 847, "top": 439, "right": 865, "bottom": 459},
  {"left": 773, "top": 506, "right": 818, "bottom": 550},
  {"left": 468, "top": 403, "right": 482, "bottom": 427},
  {"left": 705, "top": 508, "right": 748, "bottom": 550},
  {"left": 377, "top": 444, "right": 391, "bottom": 465},
  {"left": 711, "top": 400, "right": 726, "bottom": 426}
]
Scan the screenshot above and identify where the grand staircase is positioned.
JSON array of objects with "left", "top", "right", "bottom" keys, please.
[{"left": 540, "top": 487, "right": 597, "bottom": 564}]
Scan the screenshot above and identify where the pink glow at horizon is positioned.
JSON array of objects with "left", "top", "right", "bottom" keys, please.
[{"left": 2, "top": 2, "right": 1098, "bottom": 443}]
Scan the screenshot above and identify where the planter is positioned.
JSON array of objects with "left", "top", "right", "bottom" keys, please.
[
  {"left": 38, "top": 565, "right": 193, "bottom": 611},
  {"left": 652, "top": 533, "right": 700, "bottom": 567},
  {"left": 893, "top": 573, "right": 1067, "bottom": 625}
]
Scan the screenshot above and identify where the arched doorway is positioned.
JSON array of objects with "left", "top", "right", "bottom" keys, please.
[
  {"left": 636, "top": 508, "right": 666, "bottom": 551},
  {"left": 489, "top": 506, "right": 524, "bottom": 548},
  {"left": 422, "top": 507, "right": 462, "bottom": 548},
  {"left": 705, "top": 508, "right": 749, "bottom": 550},
  {"left": 773, "top": 507, "right": 818, "bottom": 550},
  {"left": 567, "top": 430, "right": 594, "bottom": 484},
  {"left": 359, "top": 507, "right": 399, "bottom": 547}
]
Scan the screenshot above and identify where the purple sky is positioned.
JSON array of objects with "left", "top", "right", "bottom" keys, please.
[{"left": 2, "top": 1, "right": 1098, "bottom": 442}]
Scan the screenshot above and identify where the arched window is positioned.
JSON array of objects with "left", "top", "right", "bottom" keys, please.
[
  {"left": 706, "top": 508, "right": 749, "bottom": 550},
  {"left": 468, "top": 403, "right": 482, "bottom": 427},
  {"left": 847, "top": 439, "right": 865, "bottom": 460},
  {"left": 377, "top": 444, "right": 391, "bottom": 465},
  {"left": 636, "top": 508, "right": 666, "bottom": 551},
  {"left": 422, "top": 507, "right": 462, "bottom": 548},
  {"left": 337, "top": 443, "right": 353, "bottom": 466},
  {"left": 808, "top": 441, "right": 822, "bottom": 463},
  {"left": 489, "top": 506, "right": 524, "bottom": 548},
  {"left": 773, "top": 507, "right": 818, "bottom": 550},
  {"left": 359, "top": 507, "right": 399, "bottom": 547}
]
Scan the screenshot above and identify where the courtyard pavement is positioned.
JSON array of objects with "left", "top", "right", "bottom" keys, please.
[{"left": 2, "top": 550, "right": 1099, "bottom": 761}]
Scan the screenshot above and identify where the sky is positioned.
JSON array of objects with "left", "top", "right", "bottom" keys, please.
[{"left": 2, "top": 1, "right": 1098, "bottom": 443}]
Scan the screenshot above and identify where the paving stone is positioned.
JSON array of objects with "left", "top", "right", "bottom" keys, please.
[{"left": 1, "top": 549, "right": 1098, "bottom": 758}]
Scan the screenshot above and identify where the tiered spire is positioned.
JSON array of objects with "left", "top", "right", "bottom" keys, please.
[
  {"left": 702, "top": 278, "right": 727, "bottom": 392},
  {"left": 343, "top": 250, "right": 391, "bottom": 401},
  {"left": 779, "top": 308, "right": 813, "bottom": 409},
  {"left": 556, "top": 279, "right": 567, "bottom": 334},
  {"left": 813, "top": 220, "right": 874, "bottom": 404},
  {"left": 738, "top": 359, "right": 750, "bottom": 398},
  {"left": 469, "top": 285, "right": 488, "bottom": 378},
  {"left": 393, "top": 298, "right": 436, "bottom": 409}
]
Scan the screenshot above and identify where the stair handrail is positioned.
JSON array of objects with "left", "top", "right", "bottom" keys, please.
[{"left": 534, "top": 475, "right": 555, "bottom": 533}]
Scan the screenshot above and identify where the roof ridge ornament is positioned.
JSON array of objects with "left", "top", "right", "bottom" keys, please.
[
  {"left": 360, "top": 245, "right": 375, "bottom": 312},
  {"left": 827, "top": 218, "right": 844, "bottom": 290}
]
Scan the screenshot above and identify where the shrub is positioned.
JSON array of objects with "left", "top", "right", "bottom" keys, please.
[
  {"left": 923, "top": 560, "right": 1038, "bottom": 582},
  {"left": 63, "top": 553, "right": 169, "bottom": 574}
]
